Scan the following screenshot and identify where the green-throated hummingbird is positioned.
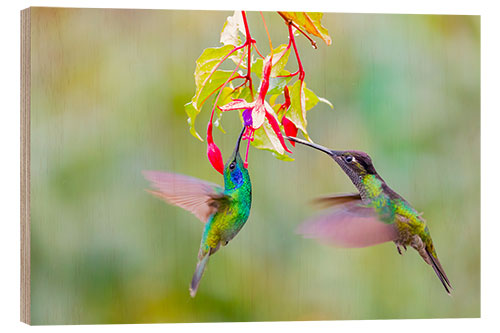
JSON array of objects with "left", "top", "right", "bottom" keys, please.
[
  {"left": 144, "top": 127, "right": 252, "bottom": 297},
  {"left": 287, "top": 136, "right": 452, "bottom": 294}
]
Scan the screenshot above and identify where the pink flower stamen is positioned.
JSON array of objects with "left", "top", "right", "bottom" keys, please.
[{"left": 244, "top": 138, "right": 251, "bottom": 169}]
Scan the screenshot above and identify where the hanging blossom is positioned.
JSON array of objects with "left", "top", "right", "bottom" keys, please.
[
  {"left": 205, "top": 42, "right": 249, "bottom": 175},
  {"left": 206, "top": 121, "right": 225, "bottom": 174},
  {"left": 218, "top": 56, "right": 292, "bottom": 168},
  {"left": 276, "top": 86, "right": 298, "bottom": 147}
]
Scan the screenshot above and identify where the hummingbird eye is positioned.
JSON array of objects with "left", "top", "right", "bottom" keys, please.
[
  {"left": 345, "top": 155, "right": 354, "bottom": 163},
  {"left": 229, "top": 162, "right": 236, "bottom": 170}
]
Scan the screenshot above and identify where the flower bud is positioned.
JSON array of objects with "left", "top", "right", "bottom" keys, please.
[
  {"left": 207, "top": 141, "right": 224, "bottom": 175},
  {"left": 282, "top": 117, "right": 298, "bottom": 147}
]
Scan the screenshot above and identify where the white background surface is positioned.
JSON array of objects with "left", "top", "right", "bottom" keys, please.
[{"left": 1, "top": 0, "right": 497, "bottom": 332}]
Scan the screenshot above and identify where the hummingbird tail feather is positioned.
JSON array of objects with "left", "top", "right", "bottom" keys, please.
[
  {"left": 425, "top": 247, "right": 452, "bottom": 295},
  {"left": 189, "top": 251, "right": 210, "bottom": 298}
]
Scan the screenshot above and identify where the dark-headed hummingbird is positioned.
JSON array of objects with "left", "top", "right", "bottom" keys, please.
[
  {"left": 287, "top": 136, "right": 452, "bottom": 294},
  {"left": 144, "top": 127, "right": 251, "bottom": 297}
]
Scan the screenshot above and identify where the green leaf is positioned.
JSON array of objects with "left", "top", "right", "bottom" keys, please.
[
  {"left": 287, "top": 80, "right": 323, "bottom": 140},
  {"left": 252, "top": 118, "right": 293, "bottom": 161},
  {"left": 304, "top": 85, "right": 319, "bottom": 110},
  {"left": 185, "top": 70, "right": 239, "bottom": 140},
  {"left": 318, "top": 96, "right": 334, "bottom": 109},
  {"left": 267, "top": 73, "right": 292, "bottom": 96},
  {"left": 229, "top": 49, "right": 246, "bottom": 67},
  {"left": 184, "top": 101, "right": 203, "bottom": 141},
  {"left": 193, "top": 46, "right": 237, "bottom": 106},
  {"left": 279, "top": 12, "right": 332, "bottom": 46},
  {"left": 269, "top": 94, "right": 280, "bottom": 107},
  {"left": 185, "top": 45, "right": 236, "bottom": 139},
  {"left": 272, "top": 152, "right": 294, "bottom": 162},
  {"left": 236, "top": 86, "right": 253, "bottom": 102},
  {"left": 252, "top": 58, "right": 263, "bottom": 78},
  {"left": 213, "top": 114, "right": 226, "bottom": 134},
  {"left": 253, "top": 45, "right": 290, "bottom": 80},
  {"left": 217, "top": 86, "right": 236, "bottom": 106},
  {"left": 212, "top": 86, "right": 236, "bottom": 133},
  {"left": 288, "top": 80, "right": 307, "bottom": 139},
  {"left": 198, "top": 70, "right": 239, "bottom": 107},
  {"left": 271, "top": 44, "right": 291, "bottom": 77},
  {"left": 194, "top": 45, "right": 234, "bottom": 85},
  {"left": 269, "top": 96, "right": 282, "bottom": 111}
]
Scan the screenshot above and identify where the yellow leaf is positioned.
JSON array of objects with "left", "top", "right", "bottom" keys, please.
[{"left": 279, "top": 12, "right": 332, "bottom": 46}]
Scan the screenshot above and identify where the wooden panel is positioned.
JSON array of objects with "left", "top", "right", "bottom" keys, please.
[{"left": 21, "top": 7, "right": 31, "bottom": 325}]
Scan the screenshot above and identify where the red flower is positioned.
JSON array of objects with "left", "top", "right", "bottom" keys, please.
[
  {"left": 206, "top": 122, "right": 224, "bottom": 174},
  {"left": 218, "top": 56, "right": 292, "bottom": 167},
  {"left": 282, "top": 117, "right": 298, "bottom": 146},
  {"left": 276, "top": 86, "right": 298, "bottom": 147}
]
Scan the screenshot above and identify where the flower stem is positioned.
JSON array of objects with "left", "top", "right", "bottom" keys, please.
[
  {"left": 260, "top": 12, "right": 273, "bottom": 54},
  {"left": 244, "top": 135, "right": 251, "bottom": 168},
  {"left": 198, "top": 43, "right": 247, "bottom": 110},
  {"left": 253, "top": 43, "right": 265, "bottom": 59},
  {"left": 200, "top": 75, "right": 245, "bottom": 107},
  {"left": 207, "top": 49, "right": 246, "bottom": 140},
  {"left": 276, "top": 70, "right": 299, "bottom": 78},
  {"left": 287, "top": 22, "right": 306, "bottom": 81},
  {"left": 241, "top": 11, "right": 254, "bottom": 99}
]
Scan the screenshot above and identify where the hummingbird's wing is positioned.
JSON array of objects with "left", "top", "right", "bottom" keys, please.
[
  {"left": 297, "top": 202, "right": 398, "bottom": 248},
  {"left": 143, "top": 171, "right": 229, "bottom": 223},
  {"left": 313, "top": 193, "right": 362, "bottom": 207}
]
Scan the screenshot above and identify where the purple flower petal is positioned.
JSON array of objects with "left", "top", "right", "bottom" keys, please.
[{"left": 242, "top": 108, "right": 253, "bottom": 127}]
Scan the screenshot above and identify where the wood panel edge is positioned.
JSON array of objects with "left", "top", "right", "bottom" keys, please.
[{"left": 20, "top": 7, "right": 31, "bottom": 326}]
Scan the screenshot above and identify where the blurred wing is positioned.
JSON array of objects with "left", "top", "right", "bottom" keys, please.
[
  {"left": 297, "top": 202, "right": 398, "bottom": 248},
  {"left": 143, "top": 170, "right": 228, "bottom": 223},
  {"left": 313, "top": 193, "right": 362, "bottom": 207}
]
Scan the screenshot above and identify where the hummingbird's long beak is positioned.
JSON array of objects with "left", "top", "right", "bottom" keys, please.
[
  {"left": 285, "top": 136, "right": 341, "bottom": 157},
  {"left": 233, "top": 126, "right": 246, "bottom": 154}
]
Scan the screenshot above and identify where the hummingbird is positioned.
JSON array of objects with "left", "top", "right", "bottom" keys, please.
[
  {"left": 143, "top": 127, "right": 252, "bottom": 297},
  {"left": 287, "top": 136, "right": 452, "bottom": 294}
]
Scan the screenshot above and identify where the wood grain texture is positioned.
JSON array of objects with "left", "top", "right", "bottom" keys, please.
[
  {"left": 21, "top": 7, "right": 31, "bottom": 325},
  {"left": 19, "top": 8, "right": 480, "bottom": 323}
]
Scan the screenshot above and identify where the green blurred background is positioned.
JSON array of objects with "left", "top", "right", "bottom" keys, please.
[{"left": 29, "top": 7, "right": 480, "bottom": 324}]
